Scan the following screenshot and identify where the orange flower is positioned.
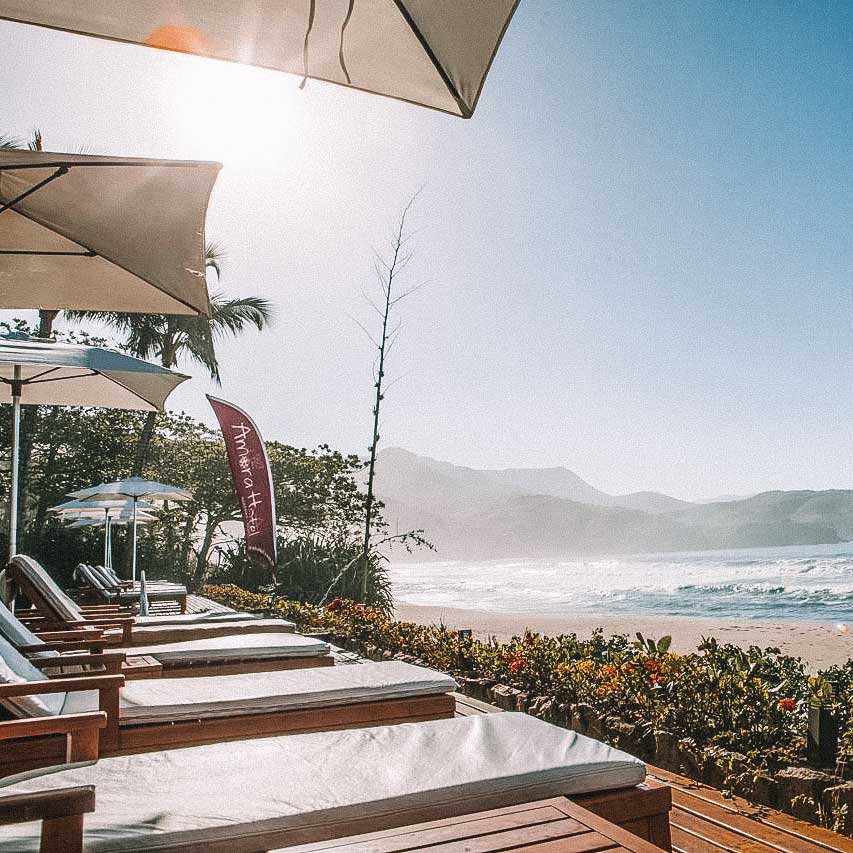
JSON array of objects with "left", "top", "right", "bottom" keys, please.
[
  {"left": 508, "top": 657, "right": 526, "bottom": 673},
  {"left": 778, "top": 697, "right": 796, "bottom": 712},
  {"left": 600, "top": 664, "right": 618, "bottom": 678}
]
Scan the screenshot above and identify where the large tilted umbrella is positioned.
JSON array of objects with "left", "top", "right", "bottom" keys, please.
[
  {"left": 0, "top": 333, "right": 189, "bottom": 558},
  {"left": 0, "top": 149, "right": 220, "bottom": 316},
  {"left": 69, "top": 478, "right": 192, "bottom": 582},
  {"left": 0, "top": 2, "right": 521, "bottom": 118}
]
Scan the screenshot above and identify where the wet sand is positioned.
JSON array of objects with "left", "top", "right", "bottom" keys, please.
[{"left": 393, "top": 603, "right": 853, "bottom": 671}]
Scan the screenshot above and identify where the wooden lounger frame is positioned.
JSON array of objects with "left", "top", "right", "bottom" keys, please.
[
  {"left": 6, "top": 556, "right": 334, "bottom": 676},
  {"left": 0, "top": 668, "right": 457, "bottom": 768},
  {"left": 0, "top": 712, "right": 672, "bottom": 853},
  {"left": 72, "top": 563, "right": 188, "bottom": 612}
]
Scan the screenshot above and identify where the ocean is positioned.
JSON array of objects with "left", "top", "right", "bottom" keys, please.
[{"left": 388, "top": 543, "right": 853, "bottom": 623}]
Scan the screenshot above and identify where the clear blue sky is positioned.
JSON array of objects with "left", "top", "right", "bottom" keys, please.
[{"left": 2, "top": 2, "right": 852, "bottom": 501}]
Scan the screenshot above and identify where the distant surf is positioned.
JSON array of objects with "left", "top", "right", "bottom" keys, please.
[{"left": 388, "top": 542, "right": 853, "bottom": 622}]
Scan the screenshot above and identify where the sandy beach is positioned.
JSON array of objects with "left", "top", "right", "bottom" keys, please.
[{"left": 393, "top": 603, "right": 853, "bottom": 670}]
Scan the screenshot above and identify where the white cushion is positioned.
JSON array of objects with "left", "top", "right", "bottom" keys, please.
[
  {"left": 0, "top": 601, "right": 58, "bottom": 659},
  {"left": 133, "top": 611, "right": 271, "bottom": 626},
  {"left": 60, "top": 660, "right": 456, "bottom": 722},
  {"left": 0, "top": 635, "right": 64, "bottom": 718},
  {"left": 9, "top": 556, "right": 83, "bottom": 623},
  {"left": 0, "top": 713, "right": 646, "bottom": 852},
  {"left": 127, "top": 632, "right": 329, "bottom": 664},
  {"left": 106, "top": 618, "right": 297, "bottom": 646}
]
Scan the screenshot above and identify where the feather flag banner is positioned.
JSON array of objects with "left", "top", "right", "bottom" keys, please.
[{"left": 207, "top": 395, "right": 277, "bottom": 569}]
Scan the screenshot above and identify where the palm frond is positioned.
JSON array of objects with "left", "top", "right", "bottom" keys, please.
[
  {"left": 0, "top": 134, "right": 23, "bottom": 150},
  {"left": 208, "top": 293, "right": 274, "bottom": 335},
  {"left": 204, "top": 242, "right": 225, "bottom": 280}
]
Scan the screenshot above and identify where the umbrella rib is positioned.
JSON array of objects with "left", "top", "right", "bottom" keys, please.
[
  {"left": 23, "top": 369, "right": 99, "bottom": 385},
  {"left": 0, "top": 166, "right": 68, "bottom": 215},
  {"left": 390, "top": 1, "right": 467, "bottom": 116}
]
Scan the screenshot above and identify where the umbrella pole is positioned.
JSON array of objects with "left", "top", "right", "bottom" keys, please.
[
  {"left": 131, "top": 497, "right": 138, "bottom": 583},
  {"left": 8, "top": 366, "right": 22, "bottom": 560},
  {"left": 103, "top": 510, "right": 110, "bottom": 568}
]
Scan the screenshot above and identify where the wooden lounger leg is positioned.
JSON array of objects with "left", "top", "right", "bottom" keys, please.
[
  {"left": 41, "top": 812, "right": 85, "bottom": 853},
  {"left": 0, "top": 786, "right": 94, "bottom": 853},
  {"left": 574, "top": 781, "right": 672, "bottom": 852}
]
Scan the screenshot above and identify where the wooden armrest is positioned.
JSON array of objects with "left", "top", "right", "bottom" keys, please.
[
  {"left": 0, "top": 785, "right": 95, "bottom": 824},
  {"left": 21, "top": 640, "right": 106, "bottom": 654},
  {"left": 0, "top": 674, "right": 124, "bottom": 698},
  {"left": 35, "top": 630, "right": 105, "bottom": 642},
  {"left": 82, "top": 617, "right": 132, "bottom": 643},
  {"left": 31, "top": 651, "right": 126, "bottom": 675},
  {"left": 0, "top": 712, "right": 107, "bottom": 743},
  {"left": 78, "top": 605, "right": 124, "bottom": 613}
]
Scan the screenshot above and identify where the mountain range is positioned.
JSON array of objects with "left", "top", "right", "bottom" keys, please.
[{"left": 373, "top": 448, "right": 853, "bottom": 558}]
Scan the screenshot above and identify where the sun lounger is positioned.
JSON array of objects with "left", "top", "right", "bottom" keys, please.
[
  {"left": 0, "top": 712, "right": 670, "bottom": 852},
  {"left": 5, "top": 556, "right": 297, "bottom": 644},
  {"left": 0, "top": 601, "right": 333, "bottom": 680},
  {"left": 0, "top": 635, "right": 456, "bottom": 766},
  {"left": 72, "top": 565, "right": 188, "bottom": 612}
]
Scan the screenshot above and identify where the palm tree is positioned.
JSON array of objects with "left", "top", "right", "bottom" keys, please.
[{"left": 67, "top": 247, "right": 273, "bottom": 473}]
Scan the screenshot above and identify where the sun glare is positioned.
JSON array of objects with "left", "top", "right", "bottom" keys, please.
[{"left": 168, "top": 57, "right": 301, "bottom": 168}]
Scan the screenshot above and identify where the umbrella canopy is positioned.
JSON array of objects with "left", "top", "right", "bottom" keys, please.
[
  {"left": 69, "top": 477, "right": 192, "bottom": 581},
  {"left": 49, "top": 499, "right": 159, "bottom": 516},
  {"left": 0, "top": 1, "right": 520, "bottom": 118},
  {"left": 0, "top": 333, "right": 189, "bottom": 411},
  {"left": 0, "top": 149, "right": 220, "bottom": 316},
  {"left": 68, "top": 515, "right": 154, "bottom": 527},
  {"left": 70, "top": 478, "right": 192, "bottom": 503},
  {"left": 0, "top": 333, "right": 189, "bottom": 558}
]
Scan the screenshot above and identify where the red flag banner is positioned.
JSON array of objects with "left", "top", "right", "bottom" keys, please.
[{"left": 207, "top": 395, "right": 277, "bottom": 569}]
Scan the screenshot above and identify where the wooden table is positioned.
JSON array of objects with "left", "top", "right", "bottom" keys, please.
[{"left": 280, "top": 796, "right": 666, "bottom": 852}]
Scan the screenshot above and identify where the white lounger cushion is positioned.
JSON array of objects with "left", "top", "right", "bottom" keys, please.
[
  {"left": 133, "top": 611, "right": 267, "bottom": 626},
  {"left": 60, "top": 661, "right": 456, "bottom": 722},
  {"left": 127, "top": 631, "right": 329, "bottom": 664},
  {"left": 104, "top": 618, "right": 296, "bottom": 646},
  {"left": 0, "top": 713, "right": 646, "bottom": 852}
]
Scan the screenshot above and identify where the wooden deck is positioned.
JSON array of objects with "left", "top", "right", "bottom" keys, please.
[{"left": 454, "top": 693, "right": 853, "bottom": 853}]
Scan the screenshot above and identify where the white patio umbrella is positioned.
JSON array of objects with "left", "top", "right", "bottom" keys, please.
[
  {"left": 0, "top": 333, "right": 189, "bottom": 559},
  {"left": 69, "top": 516, "right": 153, "bottom": 528},
  {"left": 0, "top": 149, "right": 220, "bottom": 316},
  {"left": 0, "top": 2, "right": 520, "bottom": 118},
  {"left": 69, "top": 477, "right": 192, "bottom": 582},
  {"left": 51, "top": 499, "right": 159, "bottom": 568}
]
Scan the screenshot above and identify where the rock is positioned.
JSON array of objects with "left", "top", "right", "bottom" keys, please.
[
  {"left": 776, "top": 767, "right": 834, "bottom": 821},
  {"left": 489, "top": 684, "right": 522, "bottom": 711},
  {"left": 527, "top": 696, "right": 560, "bottom": 722},
  {"left": 655, "top": 732, "right": 680, "bottom": 770},
  {"left": 822, "top": 783, "right": 853, "bottom": 835},
  {"left": 570, "top": 704, "right": 596, "bottom": 736},
  {"left": 382, "top": 649, "right": 394, "bottom": 660},
  {"left": 515, "top": 691, "right": 531, "bottom": 712},
  {"left": 456, "top": 677, "right": 495, "bottom": 702},
  {"left": 751, "top": 775, "right": 780, "bottom": 809},
  {"left": 677, "top": 740, "right": 704, "bottom": 780}
]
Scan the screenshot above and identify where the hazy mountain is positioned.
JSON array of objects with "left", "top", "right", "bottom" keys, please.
[{"left": 374, "top": 449, "right": 850, "bottom": 558}]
